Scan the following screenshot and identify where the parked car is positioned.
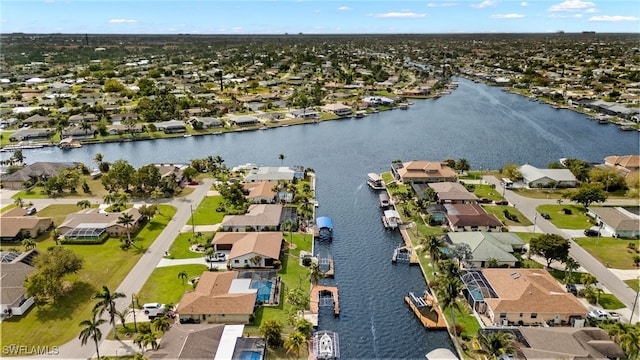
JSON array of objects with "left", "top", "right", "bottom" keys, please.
[
  {"left": 179, "top": 317, "right": 201, "bottom": 324},
  {"left": 188, "top": 180, "right": 199, "bottom": 185},
  {"left": 587, "top": 309, "right": 620, "bottom": 321},
  {"left": 206, "top": 252, "right": 226, "bottom": 262},
  {"left": 26, "top": 207, "right": 37, "bottom": 215},
  {"left": 494, "top": 200, "right": 509, "bottom": 205},
  {"left": 566, "top": 283, "right": 577, "bottom": 296},
  {"left": 477, "top": 198, "right": 492, "bottom": 204},
  {"left": 584, "top": 229, "right": 601, "bottom": 237},
  {"left": 143, "top": 303, "right": 166, "bottom": 317},
  {"left": 540, "top": 213, "right": 551, "bottom": 220}
]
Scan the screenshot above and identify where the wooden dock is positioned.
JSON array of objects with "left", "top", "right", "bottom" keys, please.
[
  {"left": 405, "top": 291, "right": 447, "bottom": 330},
  {"left": 398, "top": 228, "right": 419, "bottom": 265},
  {"left": 310, "top": 285, "right": 340, "bottom": 317},
  {"left": 324, "top": 259, "right": 335, "bottom": 278}
]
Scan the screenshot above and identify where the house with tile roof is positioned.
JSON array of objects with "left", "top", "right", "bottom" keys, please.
[
  {"left": 516, "top": 327, "right": 625, "bottom": 359},
  {"left": 1, "top": 249, "right": 39, "bottom": 317},
  {"left": 243, "top": 181, "right": 276, "bottom": 204},
  {"left": 176, "top": 271, "right": 257, "bottom": 324},
  {"left": 0, "top": 162, "right": 80, "bottom": 189},
  {"left": 392, "top": 160, "right": 457, "bottom": 184},
  {"left": 57, "top": 207, "right": 143, "bottom": 240},
  {"left": 518, "top": 164, "right": 578, "bottom": 188},
  {"left": 0, "top": 208, "right": 53, "bottom": 243},
  {"left": 427, "top": 182, "right": 478, "bottom": 204},
  {"left": 478, "top": 269, "right": 587, "bottom": 326},
  {"left": 444, "top": 204, "right": 503, "bottom": 232},
  {"left": 145, "top": 324, "right": 225, "bottom": 359},
  {"left": 211, "top": 232, "right": 282, "bottom": 269},
  {"left": 604, "top": 154, "right": 640, "bottom": 176},
  {"left": 445, "top": 232, "right": 525, "bottom": 268},
  {"left": 220, "top": 204, "right": 283, "bottom": 231},
  {"left": 587, "top": 206, "right": 640, "bottom": 239}
]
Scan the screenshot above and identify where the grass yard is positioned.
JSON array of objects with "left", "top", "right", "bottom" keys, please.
[
  {"left": 481, "top": 205, "right": 533, "bottom": 226},
  {"left": 12, "top": 178, "right": 109, "bottom": 200},
  {"left": 513, "top": 232, "right": 537, "bottom": 243},
  {"left": 189, "top": 196, "right": 225, "bottom": 225},
  {"left": 512, "top": 188, "right": 568, "bottom": 199},
  {"left": 0, "top": 205, "right": 176, "bottom": 350},
  {"left": 535, "top": 204, "right": 593, "bottom": 229},
  {"left": 624, "top": 279, "right": 640, "bottom": 292},
  {"left": 166, "top": 232, "right": 215, "bottom": 259},
  {"left": 136, "top": 264, "right": 208, "bottom": 306},
  {"left": 598, "top": 294, "right": 626, "bottom": 310},
  {"left": 37, "top": 204, "right": 98, "bottom": 226},
  {"left": 575, "top": 237, "right": 640, "bottom": 269},
  {"left": 472, "top": 184, "right": 505, "bottom": 201}
]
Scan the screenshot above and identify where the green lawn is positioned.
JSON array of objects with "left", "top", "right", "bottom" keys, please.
[
  {"left": 598, "top": 294, "right": 626, "bottom": 310},
  {"left": 189, "top": 196, "right": 225, "bottom": 225},
  {"left": 512, "top": 188, "right": 568, "bottom": 199},
  {"left": 481, "top": 205, "right": 533, "bottom": 226},
  {"left": 36, "top": 204, "right": 98, "bottom": 227},
  {"left": 513, "top": 232, "right": 537, "bottom": 243},
  {"left": 11, "top": 178, "right": 109, "bottom": 199},
  {"left": 624, "top": 279, "right": 640, "bottom": 292},
  {"left": 136, "top": 264, "right": 208, "bottom": 306},
  {"left": 472, "top": 184, "right": 505, "bottom": 201},
  {"left": 0, "top": 205, "right": 176, "bottom": 350},
  {"left": 381, "top": 171, "right": 393, "bottom": 183},
  {"left": 575, "top": 237, "right": 640, "bottom": 269},
  {"left": 167, "top": 232, "right": 215, "bottom": 259},
  {"left": 535, "top": 205, "right": 593, "bottom": 229}
]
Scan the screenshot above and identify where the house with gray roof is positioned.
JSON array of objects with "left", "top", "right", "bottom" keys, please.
[
  {"left": 518, "top": 164, "right": 578, "bottom": 188},
  {"left": 0, "top": 162, "right": 80, "bottom": 189},
  {"left": 244, "top": 166, "right": 295, "bottom": 183},
  {"left": 516, "top": 327, "right": 624, "bottom": 359},
  {"left": 1, "top": 249, "right": 40, "bottom": 317},
  {"left": 445, "top": 232, "right": 525, "bottom": 268},
  {"left": 228, "top": 115, "right": 260, "bottom": 126},
  {"left": 220, "top": 204, "right": 283, "bottom": 231},
  {"left": 144, "top": 324, "right": 225, "bottom": 359},
  {"left": 155, "top": 120, "right": 186, "bottom": 133},
  {"left": 57, "top": 208, "right": 143, "bottom": 240},
  {"left": 427, "top": 182, "right": 479, "bottom": 204},
  {"left": 190, "top": 116, "right": 223, "bottom": 129},
  {"left": 587, "top": 206, "right": 640, "bottom": 239},
  {"left": 9, "top": 128, "right": 54, "bottom": 142}
]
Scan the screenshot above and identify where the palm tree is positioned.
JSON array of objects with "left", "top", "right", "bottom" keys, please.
[
  {"left": 93, "top": 153, "right": 103, "bottom": 166},
  {"left": 117, "top": 213, "right": 135, "bottom": 247},
  {"left": 134, "top": 331, "right": 158, "bottom": 355},
  {"left": 12, "top": 149, "right": 25, "bottom": 165},
  {"left": 307, "top": 262, "right": 325, "bottom": 286},
  {"left": 564, "top": 256, "right": 579, "bottom": 284},
  {"left": 278, "top": 153, "right": 285, "bottom": 164},
  {"left": 284, "top": 331, "right": 307, "bottom": 360},
  {"left": 151, "top": 315, "right": 170, "bottom": 333},
  {"left": 619, "top": 326, "right": 640, "bottom": 360},
  {"left": 436, "top": 276, "right": 464, "bottom": 348},
  {"left": 151, "top": 189, "right": 162, "bottom": 214},
  {"left": 77, "top": 199, "right": 91, "bottom": 209},
  {"left": 282, "top": 218, "right": 297, "bottom": 243},
  {"left": 422, "top": 235, "right": 443, "bottom": 277},
  {"left": 14, "top": 197, "right": 24, "bottom": 208},
  {"left": 93, "top": 285, "right": 126, "bottom": 340},
  {"left": 103, "top": 193, "right": 116, "bottom": 205},
  {"left": 78, "top": 312, "right": 106, "bottom": 360},
  {"left": 606, "top": 321, "right": 631, "bottom": 342},
  {"left": 178, "top": 270, "right": 188, "bottom": 287},
  {"left": 475, "top": 330, "right": 518, "bottom": 360},
  {"left": 22, "top": 238, "right": 36, "bottom": 251},
  {"left": 115, "top": 308, "right": 129, "bottom": 329}
]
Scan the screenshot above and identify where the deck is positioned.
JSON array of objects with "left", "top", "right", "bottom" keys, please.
[
  {"left": 398, "top": 228, "right": 419, "bottom": 265},
  {"left": 405, "top": 291, "right": 447, "bottom": 330},
  {"left": 310, "top": 285, "right": 340, "bottom": 317},
  {"left": 324, "top": 259, "right": 335, "bottom": 278}
]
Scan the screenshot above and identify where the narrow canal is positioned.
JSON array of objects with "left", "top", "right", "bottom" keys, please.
[{"left": 8, "top": 78, "right": 638, "bottom": 358}]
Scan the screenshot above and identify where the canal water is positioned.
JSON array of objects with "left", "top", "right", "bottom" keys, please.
[{"left": 7, "top": 78, "right": 638, "bottom": 358}]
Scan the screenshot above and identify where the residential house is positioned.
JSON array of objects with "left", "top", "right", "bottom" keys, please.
[
  {"left": 9, "top": 128, "right": 54, "bottom": 142},
  {"left": 145, "top": 324, "right": 225, "bottom": 359},
  {"left": 22, "top": 114, "right": 51, "bottom": 127},
  {"left": 445, "top": 232, "right": 525, "bottom": 268},
  {"left": 220, "top": 204, "right": 283, "bottom": 231},
  {"left": 0, "top": 162, "right": 80, "bottom": 189},
  {"left": 211, "top": 232, "right": 283, "bottom": 269},
  {"left": 190, "top": 116, "right": 223, "bottom": 129},
  {"left": 287, "top": 108, "right": 320, "bottom": 120},
  {"left": 107, "top": 123, "right": 144, "bottom": 135},
  {"left": 57, "top": 208, "right": 143, "bottom": 240},
  {"left": 228, "top": 115, "right": 260, "bottom": 127},
  {"left": 321, "top": 103, "right": 352, "bottom": 117},
  {"left": 444, "top": 204, "right": 503, "bottom": 232},
  {"left": 518, "top": 164, "right": 578, "bottom": 188},
  {"left": 1, "top": 249, "right": 40, "bottom": 317},
  {"left": 392, "top": 161, "right": 457, "bottom": 184},
  {"left": 426, "top": 182, "right": 478, "bottom": 204},
  {"left": 155, "top": 120, "right": 186, "bottom": 133},
  {"left": 244, "top": 167, "right": 295, "bottom": 183},
  {"left": 243, "top": 181, "right": 276, "bottom": 203},
  {"left": 176, "top": 271, "right": 257, "bottom": 324},
  {"left": 604, "top": 154, "right": 640, "bottom": 176},
  {"left": 61, "top": 125, "right": 96, "bottom": 139},
  {"left": 587, "top": 206, "right": 640, "bottom": 239},
  {"left": 363, "top": 96, "right": 394, "bottom": 106},
  {"left": 0, "top": 208, "right": 54, "bottom": 243},
  {"left": 155, "top": 164, "right": 187, "bottom": 184},
  {"left": 464, "top": 269, "right": 587, "bottom": 326},
  {"left": 515, "top": 327, "right": 625, "bottom": 359},
  {"left": 68, "top": 113, "right": 98, "bottom": 124}
]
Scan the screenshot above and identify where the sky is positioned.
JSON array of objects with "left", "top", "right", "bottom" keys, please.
[{"left": 1, "top": 0, "right": 639, "bottom": 34}]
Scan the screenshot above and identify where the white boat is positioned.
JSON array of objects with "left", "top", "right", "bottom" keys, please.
[
  {"left": 367, "top": 173, "right": 385, "bottom": 190},
  {"left": 319, "top": 333, "right": 333, "bottom": 358},
  {"left": 312, "top": 331, "right": 340, "bottom": 359}
]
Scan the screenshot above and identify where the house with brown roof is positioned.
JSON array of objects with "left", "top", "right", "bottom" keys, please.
[
  {"left": 587, "top": 206, "right": 640, "bottom": 239},
  {"left": 145, "top": 324, "right": 225, "bottom": 359},
  {"left": 321, "top": 103, "right": 352, "bottom": 116},
  {"left": 476, "top": 269, "right": 587, "bottom": 326},
  {"left": 221, "top": 204, "right": 283, "bottom": 232},
  {"left": 176, "top": 271, "right": 257, "bottom": 324},
  {"left": 392, "top": 161, "right": 457, "bottom": 184},
  {"left": 444, "top": 204, "right": 503, "bottom": 232},
  {"left": 212, "top": 232, "right": 282, "bottom": 269},
  {"left": 57, "top": 208, "right": 143, "bottom": 240},
  {"left": 0, "top": 162, "right": 80, "bottom": 189},
  {"left": 427, "top": 182, "right": 479, "bottom": 204},
  {"left": 516, "top": 327, "right": 625, "bottom": 359},
  {"left": 243, "top": 181, "right": 276, "bottom": 203},
  {"left": 604, "top": 154, "right": 640, "bottom": 176},
  {"left": 0, "top": 208, "right": 53, "bottom": 243}
]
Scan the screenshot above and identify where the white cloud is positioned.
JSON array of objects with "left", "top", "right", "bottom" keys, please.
[
  {"left": 589, "top": 15, "right": 639, "bottom": 22},
  {"left": 471, "top": 1, "right": 496, "bottom": 9},
  {"left": 548, "top": 13, "right": 583, "bottom": 18},
  {"left": 369, "top": 12, "right": 427, "bottom": 18},
  {"left": 585, "top": 8, "right": 599, "bottom": 13},
  {"left": 338, "top": 6, "right": 351, "bottom": 11},
  {"left": 520, "top": 2, "right": 528, "bottom": 6},
  {"left": 490, "top": 13, "right": 526, "bottom": 19},
  {"left": 548, "top": 0, "right": 594, "bottom": 12},
  {"left": 232, "top": 27, "right": 243, "bottom": 32},
  {"left": 427, "top": 2, "right": 457, "bottom": 7},
  {"left": 108, "top": 19, "right": 137, "bottom": 24}
]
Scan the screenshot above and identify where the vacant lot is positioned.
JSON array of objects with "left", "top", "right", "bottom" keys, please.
[
  {"left": 575, "top": 237, "right": 639, "bottom": 269},
  {"left": 482, "top": 205, "right": 533, "bottom": 227},
  {"left": 189, "top": 195, "right": 225, "bottom": 225},
  {"left": 136, "top": 264, "right": 208, "bottom": 306},
  {"left": 536, "top": 204, "right": 593, "bottom": 229}
]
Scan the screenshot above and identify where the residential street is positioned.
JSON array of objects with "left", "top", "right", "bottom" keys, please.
[{"left": 483, "top": 176, "right": 639, "bottom": 322}]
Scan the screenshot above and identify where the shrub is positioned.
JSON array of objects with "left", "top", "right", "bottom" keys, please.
[
  {"left": 302, "top": 257, "right": 312, "bottom": 267},
  {"left": 452, "top": 324, "right": 465, "bottom": 337}
]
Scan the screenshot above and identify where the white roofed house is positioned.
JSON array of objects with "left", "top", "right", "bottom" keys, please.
[
  {"left": 244, "top": 166, "right": 295, "bottom": 183},
  {"left": 155, "top": 120, "right": 186, "bottom": 133},
  {"left": 321, "top": 103, "right": 352, "bottom": 117},
  {"left": 518, "top": 164, "right": 578, "bottom": 188},
  {"left": 287, "top": 108, "right": 320, "bottom": 120}
]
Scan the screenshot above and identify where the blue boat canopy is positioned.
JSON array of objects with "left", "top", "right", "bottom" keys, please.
[{"left": 316, "top": 216, "right": 333, "bottom": 230}]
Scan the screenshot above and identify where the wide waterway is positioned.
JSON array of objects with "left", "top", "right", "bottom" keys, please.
[{"left": 7, "top": 78, "right": 638, "bottom": 358}]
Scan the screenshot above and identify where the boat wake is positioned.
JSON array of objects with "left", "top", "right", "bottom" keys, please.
[{"left": 370, "top": 297, "right": 379, "bottom": 357}]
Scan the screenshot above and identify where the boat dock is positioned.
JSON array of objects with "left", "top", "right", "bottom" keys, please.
[
  {"left": 324, "top": 259, "right": 335, "bottom": 278},
  {"left": 405, "top": 291, "right": 447, "bottom": 330},
  {"left": 310, "top": 285, "right": 340, "bottom": 317},
  {"left": 398, "top": 227, "right": 419, "bottom": 264}
]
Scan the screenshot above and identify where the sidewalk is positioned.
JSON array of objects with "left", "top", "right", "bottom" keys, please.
[{"left": 156, "top": 257, "right": 226, "bottom": 269}]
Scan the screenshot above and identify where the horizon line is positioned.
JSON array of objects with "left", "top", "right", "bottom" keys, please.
[{"left": 4, "top": 31, "right": 639, "bottom": 36}]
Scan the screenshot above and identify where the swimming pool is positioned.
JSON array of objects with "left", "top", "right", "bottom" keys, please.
[
  {"left": 251, "top": 281, "right": 272, "bottom": 302},
  {"left": 239, "top": 350, "right": 262, "bottom": 360}
]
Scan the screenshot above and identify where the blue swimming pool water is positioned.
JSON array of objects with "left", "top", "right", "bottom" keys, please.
[
  {"left": 251, "top": 281, "right": 272, "bottom": 302},
  {"left": 239, "top": 350, "right": 262, "bottom": 360}
]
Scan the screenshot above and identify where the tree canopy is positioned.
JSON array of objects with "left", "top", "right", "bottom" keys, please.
[
  {"left": 530, "top": 233, "right": 570, "bottom": 268},
  {"left": 25, "top": 246, "right": 83, "bottom": 303},
  {"left": 568, "top": 183, "right": 608, "bottom": 208}
]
